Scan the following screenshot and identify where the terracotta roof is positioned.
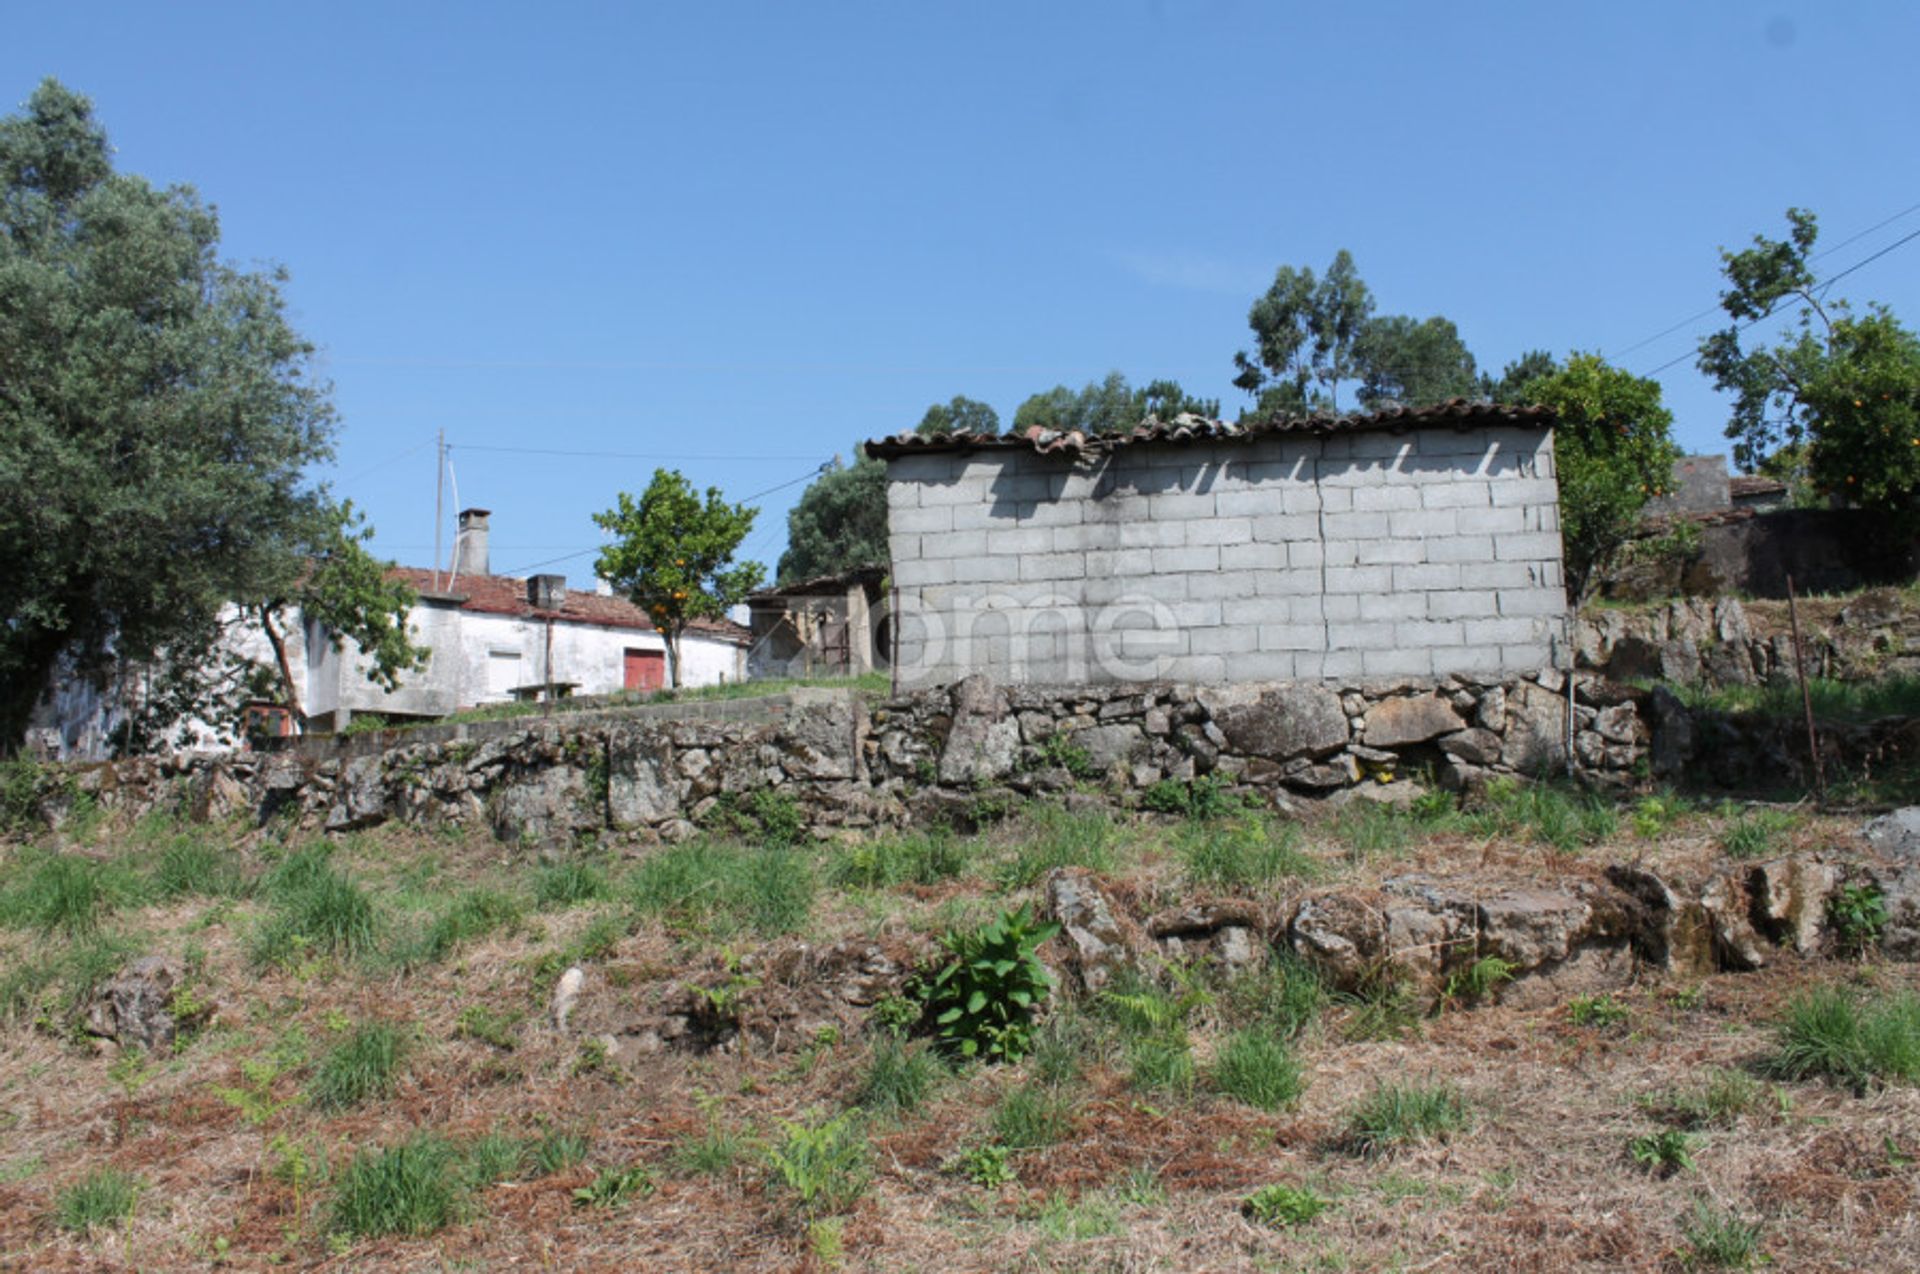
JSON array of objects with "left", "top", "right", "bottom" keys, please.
[
  {"left": 388, "top": 567, "right": 750, "bottom": 644},
  {"left": 749, "top": 565, "right": 888, "bottom": 600},
  {"left": 865, "top": 398, "right": 1555, "bottom": 460},
  {"left": 1729, "top": 475, "right": 1789, "bottom": 499}
]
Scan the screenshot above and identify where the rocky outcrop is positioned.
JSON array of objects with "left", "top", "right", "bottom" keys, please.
[
  {"left": 85, "top": 955, "right": 209, "bottom": 1052},
  {"left": 1042, "top": 867, "right": 1142, "bottom": 992}
]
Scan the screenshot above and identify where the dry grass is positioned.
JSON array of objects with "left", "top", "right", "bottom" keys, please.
[{"left": 0, "top": 795, "right": 1915, "bottom": 1271}]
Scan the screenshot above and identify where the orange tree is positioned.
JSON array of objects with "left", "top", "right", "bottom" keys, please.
[{"left": 593, "top": 469, "right": 763, "bottom": 688}]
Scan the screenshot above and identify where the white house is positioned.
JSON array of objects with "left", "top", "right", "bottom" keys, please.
[{"left": 26, "top": 508, "right": 750, "bottom": 758}]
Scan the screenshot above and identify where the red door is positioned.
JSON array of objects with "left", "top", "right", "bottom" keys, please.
[{"left": 623, "top": 648, "right": 666, "bottom": 690}]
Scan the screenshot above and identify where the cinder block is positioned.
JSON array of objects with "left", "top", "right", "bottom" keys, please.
[
  {"left": 1254, "top": 568, "right": 1323, "bottom": 597},
  {"left": 1250, "top": 513, "right": 1320, "bottom": 542},
  {"left": 892, "top": 505, "right": 953, "bottom": 534},
  {"left": 1321, "top": 511, "right": 1390, "bottom": 540},
  {"left": 992, "top": 526, "right": 1053, "bottom": 556},
  {"left": 1359, "top": 592, "right": 1427, "bottom": 622},
  {"left": 1327, "top": 622, "right": 1397, "bottom": 650},
  {"left": 1083, "top": 573, "right": 1183, "bottom": 606},
  {"left": 1017, "top": 499, "right": 1085, "bottom": 529},
  {"left": 1186, "top": 517, "right": 1253, "bottom": 546},
  {"left": 1019, "top": 553, "right": 1086, "bottom": 582},
  {"left": 1432, "top": 645, "right": 1506, "bottom": 676},
  {"left": 1347, "top": 432, "right": 1413, "bottom": 462},
  {"left": 1490, "top": 478, "right": 1561, "bottom": 507},
  {"left": 1319, "top": 650, "right": 1366, "bottom": 678},
  {"left": 1184, "top": 570, "right": 1266, "bottom": 601},
  {"left": 1421, "top": 481, "right": 1491, "bottom": 509},
  {"left": 1151, "top": 545, "right": 1220, "bottom": 574},
  {"left": 1191, "top": 625, "right": 1259, "bottom": 655},
  {"left": 1500, "top": 643, "right": 1554, "bottom": 669},
  {"left": 1168, "top": 600, "right": 1223, "bottom": 628},
  {"left": 1416, "top": 428, "right": 1494, "bottom": 457},
  {"left": 1288, "top": 595, "right": 1328, "bottom": 624},
  {"left": 1393, "top": 563, "right": 1461, "bottom": 592},
  {"left": 1148, "top": 491, "right": 1215, "bottom": 521},
  {"left": 1460, "top": 561, "right": 1538, "bottom": 590},
  {"left": 1222, "top": 597, "right": 1296, "bottom": 626},
  {"left": 1497, "top": 588, "right": 1568, "bottom": 617},
  {"left": 1388, "top": 510, "right": 1458, "bottom": 538},
  {"left": 1050, "top": 523, "right": 1116, "bottom": 553},
  {"left": 893, "top": 558, "right": 955, "bottom": 587},
  {"left": 1323, "top": 593, "right": 1360, "bottom": 622},
  {"left": 1353, "top": 484, "right": 1422, "bottom": 512},
  {"left": 948, "top": 502, "right": 999, "bottom": 531},
  {"left": 1426, "top": 589, "right": 1499, "bottom": 620},
  {"left": 1258, "top": 623, "right": 1325, "bottom": 652},
  {"left": 1357, "top": 539, "right": 1423, "bottom": 566},
  {"left": 1324, "top": 566, "right": 1392, "bottom": 594},
  {"left": 1464, "top": 617, "right": 1541, "bottom": 645},
  {"left": 1290, "top": 540, "right": 1326, "bottom": 569},
  {"left": 1118, "top": 520, "right": 1187, "bottom": 549},
  {"left": 888, "top": 533, "right": 922, "bottom": 564},
  {"left": 919, "top": 477, "right": 992, "bottom": 507},
  {"left": 1425, "top": 535, "right": 1496, "bottom": 564},
  {"left": 1318, "top": 538, "right": 1357, "bottom": 567},
  {"left": 1175, "top": 654, "right": 1230, "bottom": 683},
  {"left": 1214, "top": 489, "right": 1280, "bottom": 518},
  {"left": 1454, "top": 506, "right": 1526, "bottom": 535},
  {"left": 886, "top": 483, "right": 920, "bottom": 510},
  {"left": 1524, "top": 504, "right": 1561, "bottom": 533},
  {"left": 1317, "top": 485, "right": 1354, "bottom": 513},
  {"left": 1493, "top": 532, "right": 1564, "bottom": 562},
  {"left": 1395, "top": 620, "right": 1465, "bottom": 647},
  {"left": 1363, "top": 647, "right": 1434, "bottom": 676},
  {"left": 1221, "top": 542, "right": 1287, "bottom": 572},
  {"left": 1280, "top": 485, "right": 1325, "bottom": 515}
]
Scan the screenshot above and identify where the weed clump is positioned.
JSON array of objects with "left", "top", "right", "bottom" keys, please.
[
  {"left": 534, "top": 861, "right": 611, "bottom": 908},
  {"left": 1679, "top": 1198, "right": 1765, "bottom": 1268},
  {"left": 922, "top": 904, "right": 1057, "bottom": 1062},
  {"left": 330, "top": 1132, "right": 468, "bottom": 1238},
  {"left": 53, "top": 1167, "right": 140, "bottom": 1233},
  {"left": 1243, "top": 1182, "right": 1330, "bottom": 1228},
  {"left": 766, "top": 1111, "right": 870, "bottom": 1217},
  {"left": 1177, "top": 816, "right": 1317, "bottom": 891},
  {"left": 853, "top": 1036, "right": 944, "bottom": 1114},
  {"left": 1210, "top": 1029, "right": 1306, "bottom": 1111},
  {"left": 1767, "top": 985, "right": 1920, "bottom": 1093},
  {"left": 309, "top": 1022, "right": 410, "bottom": 1110},
  {"left": 1343, "top": 1081, "right": 1471, "bottom": 1155},
  {"left": 991, "top": 1082, "right": 1076, "bottom": 1150},
  {"left": 251, "top": 847, "right": 380, "bottom": 966}
]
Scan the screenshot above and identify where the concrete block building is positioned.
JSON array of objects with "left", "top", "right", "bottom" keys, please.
[{"left": 867, "top": 400, "right": 1566, "bottom": 688}]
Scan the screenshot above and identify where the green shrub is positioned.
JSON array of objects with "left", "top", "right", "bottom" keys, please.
[
  {"left": 329, "top": 1132, "right": 468, "bottom": 1238},
  {"left": 571, "top": 1164, "right": 654, "bottom": 1208},
  {"left": 1242, "top": 1182, "right": 1330, "bottom": 1228},
  {"left": 1628, "top": 1128, "right": 1697, "bottom": 1175},
  {"left": 767, "top": 1111, "right": 870, "bottom": 1217},
  {"left": 1343, "top": 1081, "right": 1471, "bottom": 1156},
  {"left": 0, "top": 755, "right": 48, "bottom": 834},
  {"left": 1177, "top": 817, "right": 1317, "bottom": 891},
  {"left": 990, "top": 1083, "right": 1076, "bottom": 1150},
  {"left": 1036, "top": 732, "right": 1095, "bottom": 778},
  {"left": 534, "top": 861, "right": 611, "bottom": 908},
  {"left": 1337, "top": 967, "right": 1423, "bottom": 1042},
  {"left": 1124, "top": 1033, "right": 1196, "bottom": 1095},
  {"left": 309, "top": 1022, "right": 410, "bottom": 1110},
  {"left": 853, "top": 1036, "right": 943, "bottom": 1114},
  {"left": 1679, "top": 1199, "right": 1765, "bottom": 1269},
  {"left": 1827, "top": 884, "right": 1889, "bottom": 956},
  {"left": 1210, "top": 1029, "right": 1305, "bottom": 1111},
  {"left": 922, "top": 903, "right": 1058, "bottom": 1062},
  {"left": 1767, "top": 985, "right": 1920, "bottom": 1093},
  {"left": 1567, "top": 993, "right": 1630, "bottom": 1029},
  {"left": 749, "top": 789, "right": 806, "bottom": 848},
  {"left": 1142, "top": 774, "right": 1245, "bottom": 819},
  {"left": 949, "top": 1143, "right": 1016, "bottom": 1187},
  {"left": 1333, "top": 803, "right": 1419, "bottom": 858},
  {"left": 741, "top": 847, "right": 814, "bottom": 936},
  {"left": 53, "top": 1167, "right": 140, "bottom": 1233}
]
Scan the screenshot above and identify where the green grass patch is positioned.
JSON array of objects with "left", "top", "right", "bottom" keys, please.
[
  {"left": 329, "top": 1132, "right": 469, "bottom": 1239},
  {"left": 1242, "top": 1182, "right": 1331, "bottom": 1229},
  {"left": 853, "top": 1036, "right": 944, "bottom": 1115},
  {"left": 531, "top": 1130, "right": 592, "bottom": 1176},
  {"left": 1472, "top": 777, "right": 1617, "bottom": 852},
  {"left": 309, "top": 1022, "right": 411, "bottom": 1110},
  {"left": 534, "top": 861, "right": 611, "bottom": 908},
  {"left": 1767, "top": 985, "right": 1920, "bottom": 1093},
  {"left": 1680, "top": 673, "right": 1920, "bottom": 725},
  {"left": 989, "top": 806, "right": 1118, "bottom": 889},
  {"left": 1219, "top": 952, "right": 1327, "bottom": 1039},
  {"left": 1343, "top": 1081, "right": 1471, "bottom": 1156},
  {"left": 1177, "top": 816, "right": 1318, "bottom": 891},
  {"left": 828, "top": 830, "right": 967, "bottom": 889},
  {"left": 1719, "top": 809, "right": 1797, "bottom": 859},
  {"left": 991, "top": 1083, "right": 1077, "bottom": 1150},
  {"left": 625, "top": 840, "right": 816, "bottom": 938},
  {"left": 1210, "top": 1029, "right": 1306, "bottom": 1111},
  {"left": 52, "top": 1167, "right": 140, "bottom": 1233},
  {"left": 150, "top": 839, "right": 249, "bottom": 900},
  {"left": 1, "top": 852, "right": 146, "bottom": 936},
  {"left": 1679, "top": 1198, "right": 1766, "bottom": 1269}
]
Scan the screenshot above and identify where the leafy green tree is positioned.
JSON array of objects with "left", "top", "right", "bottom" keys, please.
[
  {"left": 1513, "top": 353, "right": 1679, "bottom": 599},
  {"left": 0, "top": 79, "right": 410, "bottom": 749},
  {"left": 1232, "top": 250, "right": 1374, "bottom": 416},
  {"left": 246, "top": 502, "right": 424, "bottom": 723},
  {"left": 594, "top": 470, "right": 764, "bottom": 687},
  {"left": 1353, "top": 314, "right": 1480, "bottom": 408},
  {"left": 915, "top": 395, "right": 1000, "bottom": 437},
  {"left": 1012, "top": 371, "right": 1219, "bottom": 435},
  {"left": 1480, "top": 349, "right": 1559, "bottom": 403},
  {"left": 1698, "top": 207, "right": 1920, "bottom": 519},
  {"left": 777, "top": 449, "right": 889, "bottom": 583}
]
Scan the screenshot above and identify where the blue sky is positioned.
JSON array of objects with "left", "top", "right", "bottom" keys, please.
[{"left": 8, "top": 3, "right": 1918, "bottom": 580}]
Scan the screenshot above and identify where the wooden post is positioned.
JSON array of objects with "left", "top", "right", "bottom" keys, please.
[{"left": 1786, "top": 575, "right": 1827, "bottom": 805}]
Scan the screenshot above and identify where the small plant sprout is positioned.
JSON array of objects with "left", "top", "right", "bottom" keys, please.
[
  {"left": 571, "top": 1165, "right": 654, "bottom": 1209},
  {"left": 1627, "top": 1128, "right": 1697, "bottom": 1176},
  {"left": 1242, "top": 1182, "right": 1331, "bottom": 1228},
  {"left": 947, "top": 1143, "right": 1017, "bottom": 1188},
  {"left": 1567, "top": 993, "right": 1630, "bottom": 1029}
]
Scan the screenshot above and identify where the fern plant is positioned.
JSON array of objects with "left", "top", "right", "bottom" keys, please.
[{"left": 921, "top": 904, "right": 1059, "bottom": 1063}]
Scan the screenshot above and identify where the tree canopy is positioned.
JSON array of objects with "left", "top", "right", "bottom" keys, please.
[
  {"left": 1508, "top": 353, "right": 1678, "bottom": 599},
  {"left": 915, "top": 395, "right": 1000, "bottom": 437},
  {"left": 777, "top": 449, "right": 889, "bottom": 584},
  {"left": 1012, "top": 371, "right": 1219, "bottom": 435},
  {"left": 1698, "top": 207, "right": 1920, "bottom": 521},
  {"left": 594, "top": 469, "right": 764, "bottom": 688},
  {"left": 0, "top": 78, "right": 416, "bottom": 749},
  {"left": 1231, "top": 250, "right": 1483, "bottom": 417}
]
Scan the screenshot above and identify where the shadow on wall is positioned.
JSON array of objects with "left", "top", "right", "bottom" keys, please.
[{"left": 1606, "top": 509, "right": 1920, "bottom": 601}]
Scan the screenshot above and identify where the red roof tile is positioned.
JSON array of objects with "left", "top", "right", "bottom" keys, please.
[
  {"left": 388, "top": 567, "right": 750, "bottom": 644},
  {"left": 865, "top": 398, "right": 1555, "bottom": 460}
]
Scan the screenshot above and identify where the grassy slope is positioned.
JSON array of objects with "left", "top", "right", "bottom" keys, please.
[{"left": 0, "top": 790, "right": 1916, "bottom": 1272}]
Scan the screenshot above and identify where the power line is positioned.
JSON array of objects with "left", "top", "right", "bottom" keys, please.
[
  {"left": 1639, "top": 224, "right": 1920, "bottom": 378},
  {"left": 333, "top": 433, "right": 438, "bottom": 486},
  {"left": 1611, "top": 199, "right": 1920, "bottom": 362}
]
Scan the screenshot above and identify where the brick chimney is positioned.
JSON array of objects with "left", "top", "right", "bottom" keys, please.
[
  {"left": 454, "top": 508, "right": 491, "bottom": 577},
  {"left": 528, "top": 574, "right": 566, "bottom": 610}
]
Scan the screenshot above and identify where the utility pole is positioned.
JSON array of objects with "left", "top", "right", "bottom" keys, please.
[{"left": 432, "top": 429, "right": 445, "bottom": 591}]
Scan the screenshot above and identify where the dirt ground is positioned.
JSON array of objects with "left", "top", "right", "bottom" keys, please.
[{"left": 1, "top": 793, "right": 1916, "bottom": 1273}]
